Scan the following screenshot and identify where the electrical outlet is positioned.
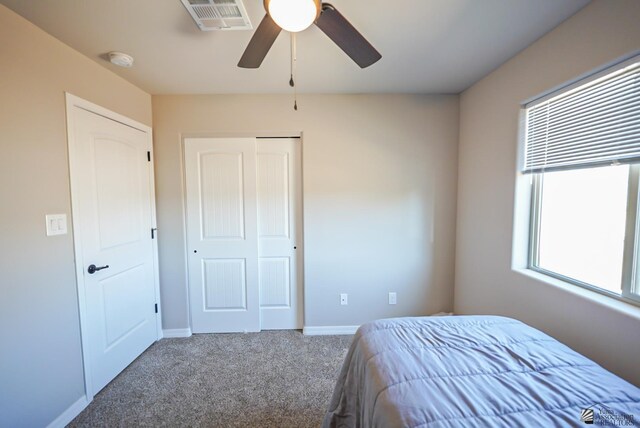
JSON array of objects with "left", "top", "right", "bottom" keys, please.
[
  {"left": 389, "top": 292, "right": 397, "bottom": 305},
  {"left": 340, "top": 293, "right": 348, "bottom": 305}
]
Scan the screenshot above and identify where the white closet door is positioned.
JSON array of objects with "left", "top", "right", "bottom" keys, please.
[
  {"left": 257, "top": 138, "right": 303, "bottom": 330},
  {"left": 185, "top": 138, "right": 260, "bottom": 333}
]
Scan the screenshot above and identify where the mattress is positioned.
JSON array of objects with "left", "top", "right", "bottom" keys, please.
[{"left": 322, "top": 315, "right": 640, "bottom": 427}]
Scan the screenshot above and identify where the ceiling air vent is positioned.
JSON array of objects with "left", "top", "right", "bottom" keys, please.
[{"left": 181, "top": 0, "right": 252, "bottom": 31}]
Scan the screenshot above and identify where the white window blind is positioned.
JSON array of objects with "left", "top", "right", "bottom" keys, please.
[{"left": 523, "top": 60, "right": 640, "bottom": 173}]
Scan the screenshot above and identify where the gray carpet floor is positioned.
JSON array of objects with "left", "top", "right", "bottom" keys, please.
[{"left": 69, "top": 330, "right": 352, "bottom": 428}]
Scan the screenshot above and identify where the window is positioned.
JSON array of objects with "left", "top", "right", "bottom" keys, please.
[{"left": 523, "top": 56, "right": 640, "bottom": 305}]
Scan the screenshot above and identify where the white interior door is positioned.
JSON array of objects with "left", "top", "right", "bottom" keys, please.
[
  {"left": 257, "top": 138, "right": 303, "bottom": 330},
  {"left": 69, "top": 104, "right": 158, "bottom": 395},
  {"left": 185, "top": 138, "right": 261, "bottom": 333}
]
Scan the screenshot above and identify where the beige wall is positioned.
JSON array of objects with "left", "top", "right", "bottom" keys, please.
[
  {"left": 0, "top": 4, "right": 151, "bottom": 426},
  {"left": 153, "top": 94, "right": 459, "bottom": 330},
  {"left": 455, "top": 0, "right": 640, "bottom": 386}
]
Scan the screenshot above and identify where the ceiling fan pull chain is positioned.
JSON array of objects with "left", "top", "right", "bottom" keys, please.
[
  {"left": 290, "top": 32, "right": 295, "bottom": 88},
  {"left": 291, "top": 32, "right": 298, "bottom": 111}
]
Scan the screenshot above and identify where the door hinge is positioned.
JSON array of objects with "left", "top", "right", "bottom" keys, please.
[
  {"left": 147, "top": 151, "right": 151, "bottom": 162},
  {"left": 155, "top": 303, "right": 158, "bottom": 313},
  {"left": 151, "top": 227, "right": 157, "bottom": 239}
]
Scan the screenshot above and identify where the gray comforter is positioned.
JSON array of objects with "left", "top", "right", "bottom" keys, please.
[{"left": 323, "top": 315, "right": 640, "bottom": 427}]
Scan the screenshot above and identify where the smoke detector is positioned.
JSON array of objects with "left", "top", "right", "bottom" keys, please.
[
  {"left": 181, "top": 0, "right": 252, "bottom": 31},
  {"left": 108, "top": 52, "right": 134, "bottom": 68}
]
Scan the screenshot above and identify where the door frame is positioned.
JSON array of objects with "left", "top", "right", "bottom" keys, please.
[
  {"left": 65, "top": 93, "right": 162, "bottom": 401},
  {"left": 180, "top": 132, "right": 305, "bottom": 332}
]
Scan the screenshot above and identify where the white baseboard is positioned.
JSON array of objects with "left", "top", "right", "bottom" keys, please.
[
  {"left": 47, "top": 395, "right": 89, "bottom": 428},
  {"left": 162, "top": 328, "right": 192, "bottom": 338},
  {"left": 303, "top": 325, "right": 359, "bottom": 336}
]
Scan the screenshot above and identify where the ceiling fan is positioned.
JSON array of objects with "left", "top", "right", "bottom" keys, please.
[{"left": 238, "top": 0, "right": 382, "bottom": 69}]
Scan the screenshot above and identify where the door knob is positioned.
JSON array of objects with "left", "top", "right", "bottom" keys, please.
[{"left": 87, "top": 264, "right": 109, "bottom": 274}]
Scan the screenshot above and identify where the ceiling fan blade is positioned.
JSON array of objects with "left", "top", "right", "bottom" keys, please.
[
  {"left": 238, "top": 14, "right": 282, "bottom": 68},
  {"left": 315, "top": 4, "right": 381, "bottom": 68}
]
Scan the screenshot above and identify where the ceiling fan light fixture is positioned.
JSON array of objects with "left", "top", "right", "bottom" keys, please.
[{"left": 265, "top": 0, "right": 320, "bottom": 33}]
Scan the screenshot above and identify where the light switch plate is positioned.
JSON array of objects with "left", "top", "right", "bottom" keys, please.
[{"left": 46, "top": 214, "right": 67, "bottom": 236}]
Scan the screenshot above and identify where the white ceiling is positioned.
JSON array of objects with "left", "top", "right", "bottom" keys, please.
[{"left": 1, "top": 0, "right": 590, "bottom": 94}]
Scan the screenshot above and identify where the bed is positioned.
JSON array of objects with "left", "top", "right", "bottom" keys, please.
[{"left": 323, "top": 315, "right": 640, "bottom": 427}]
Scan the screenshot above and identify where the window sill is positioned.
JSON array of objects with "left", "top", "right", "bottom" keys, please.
[{"left": 513, "top": 268, "right": 640, "bottom": 321}]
